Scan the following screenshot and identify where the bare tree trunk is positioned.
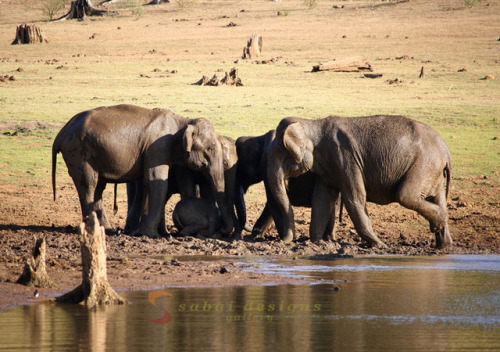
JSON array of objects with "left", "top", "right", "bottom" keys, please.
[
  {"left": 242, "top": 35, "right": 262, "bottom": 60},
  {"left": 17, "top": 236, "right": 56, "bottom": 288},
  {"left": 12, "top": 24, "right": 49, "bottom": 45},
  {"left": 55, "top": 0, "right": 108, "bottom": 21},
  {"left": 56, "top": 212, "right": 126, "bottom": 309}
]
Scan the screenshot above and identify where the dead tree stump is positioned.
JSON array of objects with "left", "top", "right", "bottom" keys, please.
[
  {"left": 12, "top": 24, "right": 49, "bottom": 45},
  {"left": 221, "top": 68, "right": 243, "bottom": 86},
  {"left": 56, "top": 212, "right": 126, "bottom": 308},
  {"left": 419, "top": 66, "right": 425, "bottom": 78},
  {"left": 242, "top": 35, "right": 262, "bottom": 60},
  {"left": 193, "top": 68, "right": 243, "bottom": 86},
  {"left": 16, "top": 236, "right": 56, "bottom": 288},
  {"left": 55, "top": 0, "right": 108, "bottom": 21}
]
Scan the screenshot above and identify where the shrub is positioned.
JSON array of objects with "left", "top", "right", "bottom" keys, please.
[{"left": 42, "top": 0, "right": 67, "bottom": 20}]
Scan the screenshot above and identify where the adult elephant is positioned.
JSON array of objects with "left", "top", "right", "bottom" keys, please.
[
  {"left": 235, "top": 130, "right": 336, "bottom": 240},
  {"left": 125, "top": 135, "right": 240, "bottom": 236},
  {"left": 52, "top": 104, "right": 234, "bottom": 238},
  {"left": 266, "top": 115, "right": 452, "bottom": 249}
]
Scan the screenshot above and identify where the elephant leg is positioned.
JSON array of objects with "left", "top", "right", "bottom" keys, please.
[
  {"left": 74, "top": 163, "right": 98, "bottom": 223},
  {"left": 235, "top": 185, "right": 248, "bottom": 233},
  {"left": 93, "top": 181, "right": 112, "bottom": 230},
  {"left": 252, "top": 203, "right": 274, "bottom": 238},
  {"left": 342, "top": 184, "right": 386, "bottom": 247},
  {"left": 396, "top": 174, "right": 451, "bottom": 248},
  {"left": 125, "top": 181, "right": 141, "bottom": 234},
  {"left": 323, "top": 193, "right": 340, "bottom": 241},
  {"left": 138, "top": 165, "right": 169, "bottom": 238},
  {"left": 310, "top": 181, "right": 337, "bottom": 242}
]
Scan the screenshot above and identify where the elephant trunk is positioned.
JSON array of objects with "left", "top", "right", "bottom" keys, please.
[
  {"left": 208, "top": 168, "right": 234, "bottom": 235},
  {"left": 266, "top": 156, "right": 294, "bottom": 243}
]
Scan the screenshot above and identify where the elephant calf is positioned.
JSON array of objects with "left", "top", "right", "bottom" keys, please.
[
  {"left": 267, "top": 115, "right": 452, "bottom": 249},
  {"left": 235, "top": 130, "right": 337, "bottom": 240},
  {"left": 172, "top": 198, "right": 222, "bottom": 237}
]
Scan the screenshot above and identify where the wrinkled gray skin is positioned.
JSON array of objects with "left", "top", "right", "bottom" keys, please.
[
  {"left": 235, "top": 130, "right": 337, "bottom": 239},
  {"left": 52, "top": 104, "right": 233, "bottom": 238},
  {"left": 172, "top": 197, "right": 222, "bottom": 236},
  {"left": 267, "top": 115, "right": 452, "bottom": 248},
  {"left": 124, "top": 134, "right": 239, "bottom": 237}
]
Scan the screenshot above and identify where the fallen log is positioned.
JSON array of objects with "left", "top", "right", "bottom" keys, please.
[
  {"left": 56, "top": 212, "right": 126, "bottom": 308},
  {"left": 312, "top": 56, "right": 372, "bottom": 72}
]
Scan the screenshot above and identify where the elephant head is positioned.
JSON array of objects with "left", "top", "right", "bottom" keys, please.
[
  {"left": 266, "top": 118, "right": 316, "bottom": 242},
  {"left": 181, "top": 119, "right": 234, "bottom": 235}
]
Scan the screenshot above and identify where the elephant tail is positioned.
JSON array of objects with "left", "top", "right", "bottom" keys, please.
[
  {"left": 444, "top": 148, "right": 452, "bottom": 199},
  {"left": 113, "top": 183, "right": 118, "bottom": 214}
]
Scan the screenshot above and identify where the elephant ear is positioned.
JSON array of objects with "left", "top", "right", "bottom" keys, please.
[
  {"left": 220, "top": 137, "right": 236, "bottom": 169},
  {"left": 183, "top": 124, "right": 195, "bottom": 153},
  {"left": 283, "top": 123, "right": 307, "bottom": 164}
]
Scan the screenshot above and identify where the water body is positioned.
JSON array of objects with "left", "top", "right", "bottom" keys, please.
[{"left": 0, "top": 255, "right": 498, "bottom": 351}]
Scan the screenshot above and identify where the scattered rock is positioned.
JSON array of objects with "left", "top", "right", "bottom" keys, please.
[
  {"left": 481, "top": 74, "right": 494, "bottom": 80},
  {"left": 387, "top": 77, "right": 404, "bottom": 84},
  {"left": 226, "top": 22, "right": 237, "bottom": 27},
  {"left": 458, "top": 68, "right": 467, "bottom": 72}
]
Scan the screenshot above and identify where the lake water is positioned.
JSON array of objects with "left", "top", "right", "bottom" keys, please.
[{"left": 0, "top": 255, "right": 498, "bottom": 351}]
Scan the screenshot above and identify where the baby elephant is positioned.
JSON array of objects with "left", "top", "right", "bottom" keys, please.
[{"left": 172, "top": 198, "right": 222, "bottom": 237}]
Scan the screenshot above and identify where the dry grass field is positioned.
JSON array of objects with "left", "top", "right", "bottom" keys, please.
[{"left": 0, "top": 0, "right": 499, "bottom": 305}]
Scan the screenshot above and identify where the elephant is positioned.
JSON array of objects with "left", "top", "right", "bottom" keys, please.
[
  {"left": 266, "top": 114, "right": 452, "bottom": 249},
  {"left": 235, "top": 130, "right": 337, "bottom": 240},
  {"left": 52, "top": 104, "right": 234, "bottom": 238},
  {"left": 172, "top": 197, "right": 222, "bottom": 237},
  {"left": 124, "top": 134, "right": 240, "bottom": 237}
]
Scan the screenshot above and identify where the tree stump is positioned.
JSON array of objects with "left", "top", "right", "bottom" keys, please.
[
  {"left": 11, "top": 24, "right": 49, "bottom": 45},
  {"left": 221, "top": 68, "right": 243, "bottom": 86},
  {"left": 55, "top": 0, "right": 108, "bottom": 21},
  {"left": 419, "top": 66, "right": 425, "bottom": 78},
  {"left": 56, "top": 212, "right": 126, "bottom": 308},
  {"left": 312, "top": 56, "right": 372, "bottom": 72},
  {"left": 16, "top": 236, "right": 56, "bottom": 288},
  {"left": 242, "top": 35, "right": 262, "bottom": 60}
]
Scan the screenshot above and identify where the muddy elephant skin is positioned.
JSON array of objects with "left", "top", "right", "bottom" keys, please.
[
  {"left": 172, "top": 197, "right": 222, "bottom": 237},
  {"left": 52, "top": 104, "right": 233, "bottom": 237},
  {"left": 267, "top": 115, "right": 452, "bottom": 248},
  {"left": 235, "top": 130, "right": 336, "bottom": 239},
  {"left": 124, "top": 134, "right": 239, "bottom": 236}
]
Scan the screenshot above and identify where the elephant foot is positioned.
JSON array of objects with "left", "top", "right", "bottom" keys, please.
[
  {"left": 366, "top": 237, "right": 387, "bottom": 248},
  {"left": 281, "top": 230, "right": 294, "bottom": 244},
  {"left": 134, "top": 228, "right": 160, "bottom": 239},
  {"left": 434, "top": 226, "right": 452, "bottom": 249}
]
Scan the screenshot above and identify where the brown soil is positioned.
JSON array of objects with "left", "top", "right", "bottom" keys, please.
[{"left": 0, "top": 151, "right": 498, "bottom": 311}]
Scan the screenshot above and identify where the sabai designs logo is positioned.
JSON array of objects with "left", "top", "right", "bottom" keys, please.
[{"left": 147, "top": 290, "right": 174, "bottom": 325}]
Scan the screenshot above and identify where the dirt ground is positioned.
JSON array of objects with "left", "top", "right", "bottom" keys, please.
[{"left": 0, "top": 157, "right": 498, "bottom": 311}]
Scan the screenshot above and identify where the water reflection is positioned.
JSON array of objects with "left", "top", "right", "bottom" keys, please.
[{"left": 0, "top": 256, "right": 498, "bottom": 351}]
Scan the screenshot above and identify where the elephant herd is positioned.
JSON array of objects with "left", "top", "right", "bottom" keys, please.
[{"left": 52, "top": 104, "right": 453, "bottom": 249}]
